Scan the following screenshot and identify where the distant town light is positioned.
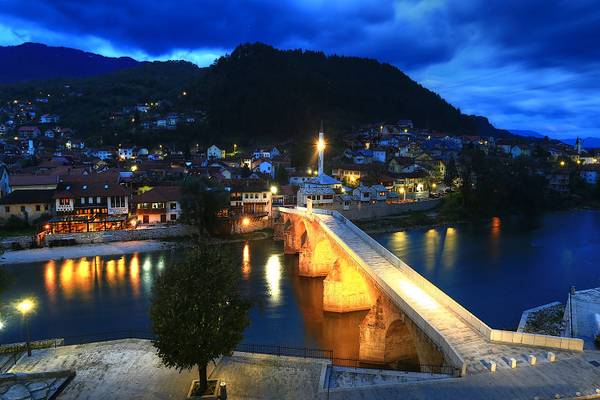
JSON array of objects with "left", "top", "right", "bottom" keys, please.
[
  {"left": 182, "top": 91, "right": 187, "bottom": 96},
  {"left": 307, "top": 168, "right": 312, "bottom": 174}
]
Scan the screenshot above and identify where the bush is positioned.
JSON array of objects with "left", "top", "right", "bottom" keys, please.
[{"left": 3, "top": 215, "right": 29, "bottom": 231}]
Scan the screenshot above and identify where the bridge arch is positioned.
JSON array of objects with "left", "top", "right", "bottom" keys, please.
[{"left": 385, "top": 318, "right": 420, "bottom": 368}]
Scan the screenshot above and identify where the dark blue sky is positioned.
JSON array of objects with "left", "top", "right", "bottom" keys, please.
[{"left": 1, "top": 0, "right": 599, "bottom": 138}]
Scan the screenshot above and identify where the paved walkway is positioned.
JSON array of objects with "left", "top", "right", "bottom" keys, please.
[
  {"left": 316, "top": 212, "right": 577, "bottom": 375},
  {"left": 9, "top": 339, "right": 195, "bottom": 400}
]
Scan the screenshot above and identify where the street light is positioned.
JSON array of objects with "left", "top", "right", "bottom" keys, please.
[
  {"left": 270, "top": 186, "right": 278, "bottom": 195},
  {"left": 16, "top": 298, "right": 35, "bottom": 356},
  {"left": 560, "top": 160, "right": 566, "bottom": 167},
  {"left": 399, "top": 187, "right": 406, "bottom": 201},
  {"left": 317, "top": 138, "right": 325, "bottom": 152}
]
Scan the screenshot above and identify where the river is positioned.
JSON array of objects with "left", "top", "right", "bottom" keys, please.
[{"left": 1, "top": 210, "right": 599, "bottom": 358}]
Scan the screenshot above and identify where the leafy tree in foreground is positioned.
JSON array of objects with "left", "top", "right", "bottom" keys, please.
[
  {"left": 150, "top": 243, "right": 250, "bottom": 395},
  {"left": 180, "top": 176, "right": 228, "bottom": 237}
]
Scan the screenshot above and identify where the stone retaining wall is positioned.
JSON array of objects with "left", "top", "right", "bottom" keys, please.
[
  {"left": 319, "top": 199, "right": 440, "bottom": 221},
  {"left": 0, "top": 235, "right": 35, "bottom": 251}
]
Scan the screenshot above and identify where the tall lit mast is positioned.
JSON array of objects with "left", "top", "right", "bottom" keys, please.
[{"left": 317, "top": 121, "right": 325, "bottom": 176}]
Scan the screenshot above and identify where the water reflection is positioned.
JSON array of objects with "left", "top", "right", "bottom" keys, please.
[
  {"left": 441, "top": 227, "right": 457, "bottom": 269},
  {"left": 265, "top": 254, "right": 282, "bottom": 304},
  {"left": 242, "top": 243, "right": 251, "bottom": 279},
  {"left": 424, "top": 229, "right": 440, "bottom": 272}
]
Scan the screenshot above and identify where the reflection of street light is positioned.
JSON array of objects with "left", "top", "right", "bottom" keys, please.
[{"left": 16, "top": 298, "right": 35, "bottom": 356}]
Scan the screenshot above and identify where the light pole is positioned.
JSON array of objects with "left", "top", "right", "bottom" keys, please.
[
  {"left": 270, "top": 186, "right": 278, "bottom": 223},
  {"left": 16, "top": 298, "right": 35, "bottom": 356}
]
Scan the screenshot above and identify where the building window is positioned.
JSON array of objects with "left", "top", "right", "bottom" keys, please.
[
  {"left": 44, "top": 205, "right": 49, "bottom": 211},
  {"left": 59, "top": 198, "right": 70, "bottom": 206},
  {"left": 263, "top": 193, "right": 267, "bottom": 199},
  {"left": 170, "top": 214, "right": 177, "bottom": 221},
  {"left": 170, "top": 202, "right": 177, "bottom": 210},
  {"left": 111, "top": 196, "right": 126, "bottom": 208},
  {"left": 36, "top": 205, "right": 41, "bottom": 211},
  {"left": 97, "top": 197, "right": 101, "bottom": 204},
  {"left": 21, "top": 206, "right": 25, "bottom": 212},
  {"left": 88, "top": 197, "right": 93, "bottom": 204},
  {"left": 4, "top": 206, "right": 9, "bottom": 212}
]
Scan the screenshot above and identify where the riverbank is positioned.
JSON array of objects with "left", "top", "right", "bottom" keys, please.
[
  {"left": 0, "top": 230, "right": 274, "bottom": 265},
  {"left": 355, "top": 211, "right": 468, "bottom": 234},
  {"left": 0, "top": 240, "right": 174, "bottom": 265}
]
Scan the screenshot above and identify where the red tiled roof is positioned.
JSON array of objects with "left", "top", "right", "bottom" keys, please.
[{"left": 9, "top": 174, "right": 59, "bottom": 186}]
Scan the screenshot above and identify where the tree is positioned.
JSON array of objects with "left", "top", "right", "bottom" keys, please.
[
  {"left": 180, "top": 176, "right": 228, "bottom": 236},
  {"left": 150, "top": 243, "right": 250, "bottom": 395}
]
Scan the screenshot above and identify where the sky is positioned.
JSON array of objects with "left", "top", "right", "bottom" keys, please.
[{"left": 0, "top": 0, "right": 599, "bottom": 139}]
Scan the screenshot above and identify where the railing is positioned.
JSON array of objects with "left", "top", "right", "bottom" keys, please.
[{"left": 234, "top": 343, "right": 333, "bottom": 360}]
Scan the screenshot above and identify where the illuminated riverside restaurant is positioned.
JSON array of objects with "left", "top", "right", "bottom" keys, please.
[
  {"left": 48, "top": 214, "right": 128, "bottom": 233},
  {"left": 49, "top": 180, "right": 130, "bottom": 233}
]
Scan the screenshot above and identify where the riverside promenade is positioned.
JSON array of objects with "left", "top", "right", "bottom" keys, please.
[{"left": 8, "top": 339, "right": 600, "bottom": 399}]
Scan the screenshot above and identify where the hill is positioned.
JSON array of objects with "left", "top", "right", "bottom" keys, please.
[
  {"left": 195, "top": 43, "right": 501, "bottom": 139},
  {"left": 509, "top": 129, "right": 546, "bottom": 139},
  {"left": 0, "top": 42, "right": 142, "bottom": 83},
  {"left": 0, "top": 42, "right": 505, "bottom": 145}
]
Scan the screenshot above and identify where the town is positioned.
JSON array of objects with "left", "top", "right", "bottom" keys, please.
[{"left": 1, "top": 95, "right": 599, "bottom": 247}]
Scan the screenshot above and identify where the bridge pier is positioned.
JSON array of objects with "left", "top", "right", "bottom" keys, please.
[
  {"left": 323, "top": 259, "right": 373, "bottom": 313},
  {"left": 359, "top": 295, "right": 444, "bottom": 368}
]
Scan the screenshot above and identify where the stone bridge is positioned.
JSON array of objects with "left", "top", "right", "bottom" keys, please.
[{"left": 277, "top": 207, "right": 584, "bottom": 377}]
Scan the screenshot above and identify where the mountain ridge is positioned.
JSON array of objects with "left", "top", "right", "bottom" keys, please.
[{"left": 0, "top": 42, "right": 143, "bottom": 83}]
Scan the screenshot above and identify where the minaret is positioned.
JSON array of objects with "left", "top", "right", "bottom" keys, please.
[
  {"left": 575, "top": 137, "right": 582, "bottom": 154},
  {"left": 318, "top": 121, "right": 325, "bottom": 176}
]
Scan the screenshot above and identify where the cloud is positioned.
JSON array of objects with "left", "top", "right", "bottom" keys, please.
[{"left": 0, "top": 0, "right": 599, "bottom": 137}]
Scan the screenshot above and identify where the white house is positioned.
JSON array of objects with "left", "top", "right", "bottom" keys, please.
[
  {"left": 352, "top": 186, "right": 372, "bottom": 202},
  {"left": 372, "top": 147, "right": 388, "bottom": 163},
  {"left": 40, "top": 114, "right": 60, "bottom": 124},
  {"left": 254, "top": 160, "right": 274, "bottom": 177},
  {"left": 207, "top": 145, "right": 225, "bottom": 160},
  {"left": 118, "top": 146, "right": 135, "bottom": 160},
  {"left": 296, "top": 186, "right": 335, "bottom": 207}
]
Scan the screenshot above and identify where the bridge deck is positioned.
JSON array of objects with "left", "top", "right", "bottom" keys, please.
[{"left": 317, "top": 212, "right": 578, "bottom": 375}]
